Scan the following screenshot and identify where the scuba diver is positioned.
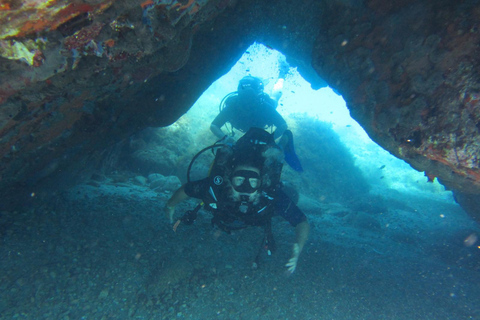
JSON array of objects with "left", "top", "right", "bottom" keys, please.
[
  {"left": 211, "top": 76, "right": 303, "bottom": 172},
  {"left": 210, "top": 76, "right": 288, "bottom": 142},
  {"left": 165, "top": 128, "right": 310, "bottom": 274}
]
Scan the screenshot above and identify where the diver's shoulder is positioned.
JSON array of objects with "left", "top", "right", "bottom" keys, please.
[{"left": 225, "top": 94, "right": 240, "bottom": 105}]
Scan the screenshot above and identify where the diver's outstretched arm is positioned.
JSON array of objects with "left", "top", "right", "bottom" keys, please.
[
  {"left": 165, "top": 185, "right": 190, "bottom": 223},
  {"left": 295, "top": 220, "right": 310, "bottom": 253},
  {"left": 286, "top": 220, "right": 310, "bottom": 274},
  {"left": 210, "top": 123, "right": 225, "bottom": 139},
  {"left": 274, "top": 122, "right": 288, "bottom": 140}
]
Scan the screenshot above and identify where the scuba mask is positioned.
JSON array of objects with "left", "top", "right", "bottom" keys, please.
[{"left": 231, "top": 169, "right": 261, "bottom": 194}]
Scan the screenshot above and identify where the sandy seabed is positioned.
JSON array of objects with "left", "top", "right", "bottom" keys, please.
[{"left": 1, "top": 177, "right": 479, "bottom": 320}]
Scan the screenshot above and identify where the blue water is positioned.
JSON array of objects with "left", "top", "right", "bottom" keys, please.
[{"left": 1, "top": 43, "right": 479, "bottom": 319}]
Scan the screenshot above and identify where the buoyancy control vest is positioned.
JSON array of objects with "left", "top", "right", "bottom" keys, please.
[{"left": 203, "top": 128, "right": 284, "bottom": 232}]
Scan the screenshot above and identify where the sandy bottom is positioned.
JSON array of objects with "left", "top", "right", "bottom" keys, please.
[{"left": 1, "top": 180, "right": 479, "bottom": 320}]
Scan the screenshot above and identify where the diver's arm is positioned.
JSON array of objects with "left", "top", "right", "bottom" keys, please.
[
  {"left": 274, "top": 121, "right": 288, "bottom": 140},
  {"left": 165, "top": 185, "right": 190, "bottom": 223},
  {"left": 211, "top": 114, "right": 235, "bottom": 143},
  {"left": 295, "top": 220, "right": 310, "bottom": 253},
  {"left": 211, "top": 109, "right": 230, "bottom": 139},
  {"left": 210, "top": 123, "right": 226, "bottom": 139},
  {"left": 271, "top": 78, "right": 284, "bottom": 104},
  {"left": 268, "top": 105, "right": 288, "bottom": 140},
  {"left": 211, "top": 99, "right": 234, "bottom": 139},
  {"left": 286, "top": 220, "right": 310, "bottom": 274}
]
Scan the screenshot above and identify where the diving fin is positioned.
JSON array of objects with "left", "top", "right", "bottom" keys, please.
[{"left": 282, "top": 130, "right": 303, "bottom": 172}]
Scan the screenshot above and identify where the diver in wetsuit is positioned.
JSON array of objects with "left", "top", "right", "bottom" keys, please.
[
  {"left": 211, "top": 76, "right": 302, "bottom": 171},
  {"left": 210, "top": 76, "right": 288, "bottom": 143},
  {"left": 165, "top": 128, "right": 309, "bottom": 273}
]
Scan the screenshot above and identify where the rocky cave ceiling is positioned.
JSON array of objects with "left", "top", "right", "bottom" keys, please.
[{"left": 0, "top": 0, "right": 479, "bottom": 220}]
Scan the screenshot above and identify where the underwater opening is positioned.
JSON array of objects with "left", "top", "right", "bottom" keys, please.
[{"left": 172, "top": 42, "right": 455, "bottom": 205}]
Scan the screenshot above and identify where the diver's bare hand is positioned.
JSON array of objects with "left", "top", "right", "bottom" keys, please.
[{"left": 285, "top": 243, "right": 300, "bottom": 274}]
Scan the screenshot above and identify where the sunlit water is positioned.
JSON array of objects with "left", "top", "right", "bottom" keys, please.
[{"left": 184, "top": 42, "right": 455, "bottom": 203}]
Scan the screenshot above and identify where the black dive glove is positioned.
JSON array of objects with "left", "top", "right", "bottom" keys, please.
[{"left": 180, "top": 209, "right": 198, "bottom": 225}]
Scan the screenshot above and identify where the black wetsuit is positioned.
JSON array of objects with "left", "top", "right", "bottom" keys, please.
[
  {"left": 212, "top": 94, "right": 287, "bottom": 135},
  {"left": 184, "top": 178, "right": 306, "bottom": 231}
]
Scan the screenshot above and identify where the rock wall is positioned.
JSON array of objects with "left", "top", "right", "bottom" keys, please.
[
  {"left": 312, "top": 0, "right": 480, "bottom": 219},
  {"left": 0, "top": 0, "right": 251, "bottom": 208}
]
